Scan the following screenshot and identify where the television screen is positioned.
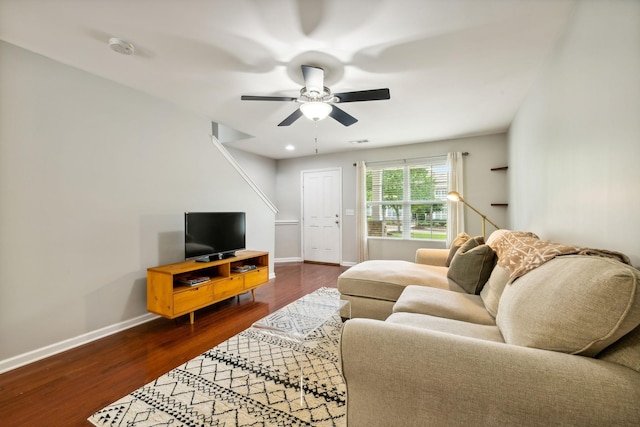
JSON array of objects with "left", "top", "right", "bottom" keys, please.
[{"left": 184, "top": 212, "right": 246, "bottom": 260}]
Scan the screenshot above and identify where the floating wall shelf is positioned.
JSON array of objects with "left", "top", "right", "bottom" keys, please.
[{"left": 491, "top": 166, "right": 508, "bottom": 206}]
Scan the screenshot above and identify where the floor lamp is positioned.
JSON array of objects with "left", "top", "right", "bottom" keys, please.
[{"left": 447, "top": 191, "right": 500, "bottom": 239}]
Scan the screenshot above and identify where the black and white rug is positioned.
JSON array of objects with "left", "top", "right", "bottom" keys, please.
[{"left": 88, "top": 287, "right": 346, "bottom": 427}]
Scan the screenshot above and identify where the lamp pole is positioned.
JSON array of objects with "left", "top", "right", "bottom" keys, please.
[
  {"left": 459, "top": 199, "right": 500, "bottom": 238},
  {"left": 447, "top": 191, "right": 500, "bottom": 239}
]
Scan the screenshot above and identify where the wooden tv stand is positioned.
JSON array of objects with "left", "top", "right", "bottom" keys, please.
[{"left": 147, "top": 250, "right": 269, "bottom": 324}]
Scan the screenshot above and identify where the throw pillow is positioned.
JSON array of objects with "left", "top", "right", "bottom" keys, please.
[
  {"left": 447, "top": 237, "right": 496, "bottom": 294},
  {"left": 446, "top": 232, "right": 471, "bottom": 266}
]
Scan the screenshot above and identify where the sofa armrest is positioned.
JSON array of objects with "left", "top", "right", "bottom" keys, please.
[
  {"left": 340, "top": 319, "right": 640, "bottom": 427},
  {"left": 415, "top": 248, "right": 449, "bottom": 266}
]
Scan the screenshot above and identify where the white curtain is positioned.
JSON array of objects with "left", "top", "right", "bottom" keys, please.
[
  {"left": 447, "top": 152, "right": 465, "bottom": 247},
  {"left": 355, "top": 160, "right": 369, "bottom": 262}
]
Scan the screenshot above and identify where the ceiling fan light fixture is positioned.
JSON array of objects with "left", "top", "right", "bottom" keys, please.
[
  {"left": 300, "top": 101, "right": 332, "bottom": 121},
  {"left": 241, "top": 64, "right": 389, "bottom": 127}
]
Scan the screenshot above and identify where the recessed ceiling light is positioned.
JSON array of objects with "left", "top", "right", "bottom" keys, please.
[
  {"left": 285, "top": 145, "right": 295, "bottom": 151},
  {"left": 109, "top": 37, "right": 135, "bottom": 55}
]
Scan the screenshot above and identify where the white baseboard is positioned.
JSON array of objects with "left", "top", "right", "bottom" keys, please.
[
  {"left": 0, "top": 312, "right": 159, "bottom": 375},
  {"left": 275, "top": 258, "right": 355, "bottom": 266},
  {"left": 275, "top": 257, "right": 303, "bottom": 263}
]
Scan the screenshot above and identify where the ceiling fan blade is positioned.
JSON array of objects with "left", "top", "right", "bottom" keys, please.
[
  {"left": 241, "top": 95, "right": 298, "bottom": 102},
  {"left": 301, "top": 65, "right": 324, "bottom": 95},
  {"left": 277, "top": 108, "right": 304, "bottom": 126},
  {"left": 333, "top": 88, "right": 390, "bottom": 103},
  {"left": 329, "top": 105, "right": 358, "bottom": 127}
]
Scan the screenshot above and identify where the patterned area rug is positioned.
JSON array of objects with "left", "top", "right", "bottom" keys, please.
[{"left": 88, "top": 287, "right": 346, "bottom": 427}]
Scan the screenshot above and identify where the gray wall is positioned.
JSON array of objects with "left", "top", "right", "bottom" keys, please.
[
  {"left": 226, "top": 146, "right": 277, "bottom": 204},
  {"left": 509, "top": 0, "right": 640, "bottom": 266},
  {"left": 275, "top": 133, "right": 508, "bottom": 264},
  {"left": 0, "top": 41, "right": 275, "bottom": 364}
]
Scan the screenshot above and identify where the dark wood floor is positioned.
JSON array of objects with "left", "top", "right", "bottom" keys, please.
[{"left": 0, "top": 262, "right": 347, "bottom": 426}]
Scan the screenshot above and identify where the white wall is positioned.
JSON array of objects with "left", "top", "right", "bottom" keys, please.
[
  {"left": 225, "top": 146, "right": 277, "bottom": 203},
  {"left": 509, "top": 0, "right": 640, "bottom": 266},
  {"left": 0, "top": 41, "right": 275, "bottom": 365},
  {"left": 275, "top": 133, "right": 508, "bottom": 263}
]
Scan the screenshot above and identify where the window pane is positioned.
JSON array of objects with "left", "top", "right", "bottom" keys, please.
[
  {"left": 366, "top": 157, "right": 448, "bottom": 240},
  {"left": 409, "top": 166, "right": 432, "bottom": 201},
  {"left": 366, "top": 206, "right": 403, "bottom": 238},
  {"left": 410, "top": 203, "right": 447, "bottom": 240}
]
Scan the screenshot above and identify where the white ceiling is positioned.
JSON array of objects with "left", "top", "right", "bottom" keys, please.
[{"left": 0, "top": 0, "right": 575, "bottom": 159}]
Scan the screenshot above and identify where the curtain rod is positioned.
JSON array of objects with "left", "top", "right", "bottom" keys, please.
[{"left": 354, "top": 151, "right": 468, "bottom": 167}]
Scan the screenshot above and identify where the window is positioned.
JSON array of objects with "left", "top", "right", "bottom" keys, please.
[{"left": 366, "top": 156, "right": 448, "bottom": 240}]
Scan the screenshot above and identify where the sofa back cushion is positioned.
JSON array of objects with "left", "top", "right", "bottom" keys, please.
[
  {"left": 479, "top": 265, "right": 510, "bottom": 318},
  {"left": 496, "top": 255, "right": 640, "bottom": 357},
  {"left": 597, "top": 326, "right": 640, "bottom": 372},
  {"left": 478, "top": 230, "right": 539, "bottom": 318},
  {"left": 447, "top": 237, "right": 496, "bottom": 294}
]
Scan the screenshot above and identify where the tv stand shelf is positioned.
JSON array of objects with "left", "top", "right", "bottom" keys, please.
[{"left": 147, "top": 250, "right": 269, "bottom": 324}]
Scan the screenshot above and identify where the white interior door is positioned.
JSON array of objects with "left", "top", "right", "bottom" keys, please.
[{"left": 302, "top": 168, "right": 342, "bottom": 264}]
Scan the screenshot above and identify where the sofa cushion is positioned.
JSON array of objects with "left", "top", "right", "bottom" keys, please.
[
  {"left": 446, "top": 232, "right": 471, "bottom": 266},
  {"left": 387, "top": 312, "right": 504, "bottom": 343},
  {"left": 339, "top": 294, "right": 396, "bottom": 321},
  {"left": 447, "top": 238, "right": 496, "bottom": 294},
  {"left": 497, "top": 255, "right": 640, "bottom": 357},
  {"left": 393, "top": 285, "right": 495, "bottom": 325},
  {"left": 480, "top": 229, "right": 536, "bottom": 318},
  {"left": 415, "top": 248, "right": 449, "bottom": 266},
  {"left": 338, "top": 260, "right": 466, "bottom": 303},
  {"left": 479, "top": 265, "right": 510, "bottom": 318},
  {"left": 597, "top": 327, "right": 640, "bottom": 372}
]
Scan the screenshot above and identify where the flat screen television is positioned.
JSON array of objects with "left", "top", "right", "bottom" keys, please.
[{"left": 184, "top": 212, "right": 246, "bottom": 261}]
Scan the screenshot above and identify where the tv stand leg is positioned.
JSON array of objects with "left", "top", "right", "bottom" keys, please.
[
  {"left": 189, "top": 312, "right": 194, "bottom": 324},
  {"left": 251, "top": 289, "right": 255, "bottom": 302}
]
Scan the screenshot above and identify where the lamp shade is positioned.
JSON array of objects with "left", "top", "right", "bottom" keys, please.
[
  {"left": 447, "top": 191, "right": 462, "bottom": 201},
  {"left": 300, "top": 101, "right": 332, "bottom": 121}
]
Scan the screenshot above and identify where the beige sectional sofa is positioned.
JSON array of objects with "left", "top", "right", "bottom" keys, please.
[{"left": 338, "top": 230, "right": 640, "bottom": 426}]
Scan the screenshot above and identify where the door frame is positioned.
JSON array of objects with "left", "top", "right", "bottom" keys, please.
[{"left": 300, "top": 167, "right": 343, "bottom": 264}]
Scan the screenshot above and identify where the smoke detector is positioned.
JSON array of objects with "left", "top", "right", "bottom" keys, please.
[{"left": 108, "top": 38, "right": 135, "bottom": 55}]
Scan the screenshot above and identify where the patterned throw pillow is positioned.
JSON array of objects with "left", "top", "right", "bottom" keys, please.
[
  {"left": 447, "top": 237, "right": 496, "bottom": 294},
  {"left": 446, "top": 232, "right": 471, "bottom": 266}
]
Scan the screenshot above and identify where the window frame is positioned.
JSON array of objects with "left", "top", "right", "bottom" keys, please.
[{"left": 365, "top": 156, "right": 449, "bottom": 241}]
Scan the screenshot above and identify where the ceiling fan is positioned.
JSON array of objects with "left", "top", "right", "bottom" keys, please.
[{"left": 241, "top": 65, "right": 390, "bottom": 127}]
